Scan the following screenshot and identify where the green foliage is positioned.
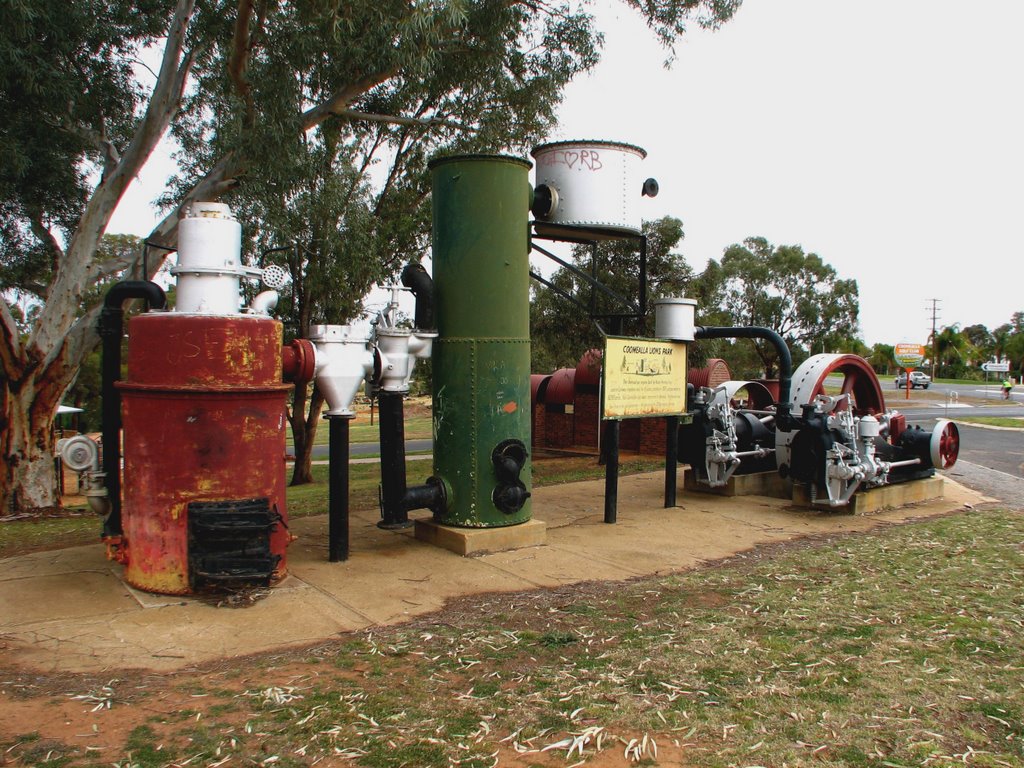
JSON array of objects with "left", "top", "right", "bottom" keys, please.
[
  {"left": 868, "top": 343, "right": 895, "bottom": 375},
  {"left": 933, "top": 323, "right": 971, "bottom": 378},
  {"left": 0, "top": 0, "right": 168, "bottom": 298},
  {"left": 530, "top": 216, "right": 694, "bottom": 372},
  {"left": 713, "top": 236, "right": 860, "bottom": 376}
]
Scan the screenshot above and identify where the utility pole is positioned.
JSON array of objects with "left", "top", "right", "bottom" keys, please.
[{"left": 926, "top": 298, "right": 941, "bottom": 379}]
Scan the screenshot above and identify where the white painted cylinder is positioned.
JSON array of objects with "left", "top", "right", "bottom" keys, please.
[
  {"left": 172, "top": 202, "right": 246, "bottom": 314},
  {"left": 309, "top": 325, "right": 374, "bottom": 417},
  {"left": 654, "top": 297, "right": 697, "bottom": 341},
  {"left": 858, "top": 414, "right": 881, "bottom": 439},
  {"left": 531, "top": 140, "right": 648, "bottom": 234}
]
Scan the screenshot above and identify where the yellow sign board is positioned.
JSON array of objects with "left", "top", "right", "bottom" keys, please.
[{"left": 602, "top": 336, "right": 687, "bottom": 420}]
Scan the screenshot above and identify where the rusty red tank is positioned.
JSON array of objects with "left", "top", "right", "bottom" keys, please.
[{"left": 117, "top": 313, "right": 291, "bottom": 594}]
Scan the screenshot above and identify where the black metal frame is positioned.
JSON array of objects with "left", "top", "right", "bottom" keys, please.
[{"left": 529, "top": 224, "right": 650, "bottom": 524}]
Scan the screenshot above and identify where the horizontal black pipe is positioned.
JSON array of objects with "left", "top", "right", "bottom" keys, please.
[
  {"left": 694, "top": 325, "right": 793, "bottom": 427},
  {"left": 99, "top": 281, "right": 167, "bottom": 537}
]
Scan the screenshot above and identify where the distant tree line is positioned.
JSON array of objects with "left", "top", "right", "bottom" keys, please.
[{"left": 530, "top": 217, "right": 862, "bottom": 379}]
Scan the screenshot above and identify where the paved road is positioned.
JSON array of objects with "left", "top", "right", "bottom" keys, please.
[{"left": 890, "top": 379, "right": 1024, "bottom": 404}]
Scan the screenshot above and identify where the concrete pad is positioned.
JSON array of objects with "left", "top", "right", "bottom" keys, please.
[
  {"left": 289, "top": 538, "right": 541, "bottom": 625},
  {"left": 0, "top": 471, "right": 986, "bottom": 675},
  {"left": 2, "top": 570, "right": 137, "bottom": 627},
  {"left": 0, "top": 542, "right": 111, "bottom": 580},
  {"left": 480, "top": 544, "right": 638, "bottom": 587},
  {"left": 3, "top": 580, "right": 371, "bottom": 673},
  {"left": 414, "top": 518, "right": 547, "bottom": 555}
]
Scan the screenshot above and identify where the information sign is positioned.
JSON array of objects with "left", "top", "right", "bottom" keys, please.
[
  {"left": 602, "top": 336, "right": 687, "bottom": 419},
  {"left": 893, "top": 342, "right": 926, "bottom": 368},
  {"left": 981, "top": 360, "right": 1010, "bottom": 373}
]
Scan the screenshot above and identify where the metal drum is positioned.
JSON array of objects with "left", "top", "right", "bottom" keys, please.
[{"left": 118, "top": 314, "right": 291, "bottom": 594}]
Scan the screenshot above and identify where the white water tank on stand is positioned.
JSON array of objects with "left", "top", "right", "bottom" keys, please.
[{"left": 530, "top": 140, "right": 657, "bottom": 236}]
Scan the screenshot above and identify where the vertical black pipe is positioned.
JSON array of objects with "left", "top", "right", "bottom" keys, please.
[
  {"left": 638, "top": 235, "right": 648, "bottom": 322},
  {"left": 663, "top": 415, "right": 679, "bottom": 507},
  {"left": 98, "top": 281, "right": 166, "bottom": 538},
  {"left": 327, "top": 415, "right": 351, "bottom": 561},
  {"left": 602, "top": 315, "right": 624, "bottom": 523},
  {"left": 603, "top": 419, "right": 620, "bottom": 524},
  {"left": 377, "top": 391, "right": 413, "bottom": 529},
  {"left": 99, "top": 317, "right": 122, "bottom": 537}
]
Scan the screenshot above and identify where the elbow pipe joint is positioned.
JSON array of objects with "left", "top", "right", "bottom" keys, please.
[
  {"left": 694, "top": 325, "right": 793, "bottom": 429},
  {"left": 401, "top": 262, "right": 435, "bottom": 331},
  {"left": 100, "top": 280, "right": 167, "bottom": 329},
  {"left": 99, "top": 280, "right": 167, "bottom": 537},
  {"left": 491, "top": 439, "right": 530, "bottom": 514}
]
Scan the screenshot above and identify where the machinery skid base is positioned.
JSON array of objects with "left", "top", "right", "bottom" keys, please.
[
  {"left": 414, "top": 518, "right": 547, "bottom": 556},
  {"left": 684, "top": 470, "right": 792, "bottom": 500},
  {"left": 792, "top": 476, "right": 946, "bottom": 515}
]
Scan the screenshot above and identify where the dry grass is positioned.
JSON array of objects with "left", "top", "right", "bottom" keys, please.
[{"left": 5, "top": 507, "right": 1023, "bottom": 767}]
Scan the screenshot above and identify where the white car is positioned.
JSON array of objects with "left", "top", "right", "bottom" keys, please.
[{"left": 895, "top": 371, "right": 931, "bottom": 389}]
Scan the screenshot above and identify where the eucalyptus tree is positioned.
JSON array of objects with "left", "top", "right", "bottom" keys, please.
[
  {"left": 530, "top": 216, "right": 695, "bottom": 373},
  {"left": 0, "top": 0, "right": 742, "bottom": 512},
  {"left": 712, "top": 237, "right": 860, "bottom": 377}
]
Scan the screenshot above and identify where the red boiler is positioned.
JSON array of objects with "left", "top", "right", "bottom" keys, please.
[{"left": 117, "top": 313, "right": 291, "bottom": 594}]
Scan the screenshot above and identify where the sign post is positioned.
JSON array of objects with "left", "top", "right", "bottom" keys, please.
[
  {"left": 601, "top": 336, "right": 688, "bottom": 522},
  {"left": 982, "top": 360, "right": 1010, "bottom": 398},
  {"left": 893, "top": 342, "right": 926, "bottom": 400}
]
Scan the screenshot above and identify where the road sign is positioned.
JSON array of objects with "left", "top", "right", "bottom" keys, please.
[
  {"left": 894, "top": 342, "right": 926, "bottom": 368},
  {"left": 981, "top": 360, "right": 1010, "bottom": 373}
]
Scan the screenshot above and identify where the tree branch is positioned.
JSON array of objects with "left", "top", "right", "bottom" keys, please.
[
  {"left": 299, "top": 68, "right": 401, "bottom": 131},
  {"left": 337, "top": 109, "right": 469, "bottom": 131},
  {"left": 32, "top": 0, "right": 197, "bottom": 357},
  {"left": 27, "top": 213, "right": 65, "bottom": 274},
  {"left": 228, "top": 0, "right": 256, "bottom": 125},
  {"left": 0, "top": 295, "right": 23, "bottom": 382}
]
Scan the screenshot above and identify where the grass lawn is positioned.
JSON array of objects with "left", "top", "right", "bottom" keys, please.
[
  {"left": 956, "top": 416, "right": 1024, "bottom": 429},
  {"left": 0, "top": 455, "right": 664, "bottom": 559},
  {"left": 4, "top": 507, "right": 1022, "bottom": 767}
]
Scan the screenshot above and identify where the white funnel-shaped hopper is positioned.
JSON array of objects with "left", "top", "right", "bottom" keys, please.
[{"left": 309, "top": 325, "right": 374, "bottom": 417}]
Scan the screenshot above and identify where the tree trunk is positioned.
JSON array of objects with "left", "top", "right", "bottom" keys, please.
[
  {"left": 1, "top": 370, "right": 66, "bottom": 513},
  {"left": 289, "top": 384, "right": 324, "bottom": 486}
]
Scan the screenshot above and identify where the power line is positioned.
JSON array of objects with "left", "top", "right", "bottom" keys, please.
[{"left": 926, "top": 298, "right": 941, "bottom": 379}]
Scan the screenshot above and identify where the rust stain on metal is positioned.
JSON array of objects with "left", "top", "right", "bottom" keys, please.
[{"left": 118, "top": 313, "right": 290, "bottom": 595}]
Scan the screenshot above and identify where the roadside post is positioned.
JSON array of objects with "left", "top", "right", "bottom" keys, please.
[
  {"left": 981, "top": 359, "right": 1010, "bottom": 399},
  {"left": 894, "top": 342, "right": 926, "bottom": 400}
]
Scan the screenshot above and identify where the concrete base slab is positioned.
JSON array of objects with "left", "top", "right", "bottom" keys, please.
[
  {"left": 685, "top": 470, "right": 791, "bottom": 499},
  {"left": 414, "top": 518, "right": 547, "bottom": 556},
  {"left": 0, "top": 471, "right": 981, "bottom": 674},
  {"left": 793, "top": 476, "right": 946, "bottom": 514}
]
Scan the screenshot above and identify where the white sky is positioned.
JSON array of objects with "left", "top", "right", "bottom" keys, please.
[{"left": 109, "top": 0, "right": 1024, "bottom": 347}]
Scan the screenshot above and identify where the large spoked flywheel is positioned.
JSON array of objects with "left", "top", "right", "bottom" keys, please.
[
  {"left": 787, "top": 353, "right": 886, "bottom": 416},
  {"left": 777, "top": 354, "right": 887, "bottom": 469}
]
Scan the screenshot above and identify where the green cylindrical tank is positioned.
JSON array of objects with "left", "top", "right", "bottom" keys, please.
[{"left": 429, "top": 154, "right": 533, "bottom": 527}]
